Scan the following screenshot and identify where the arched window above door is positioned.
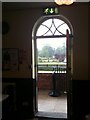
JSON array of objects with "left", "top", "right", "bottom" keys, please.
[
  {"left": 36, "top": 18, "right": 71, "bottom": 37},
  {"left": 32, "top": 15, "right": 73, "bottom": 39}
]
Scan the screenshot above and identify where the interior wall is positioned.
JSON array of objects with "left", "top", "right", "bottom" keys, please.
[
  {"left": 59, "top": 3, "right": 88, "bottom": 80},
  {"left": 2, "top": 3, "right": 89, "bottom": 80},
  {"left": 89, "top": 2, "right": 90, "bottom": 80}
]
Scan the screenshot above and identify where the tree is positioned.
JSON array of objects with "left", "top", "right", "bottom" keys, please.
[
  {"left": 54, "top": 44, "right": 66, "bottom": 62},
  {"left": 38, "top": 45, "right": 54, "bottom": 62}
]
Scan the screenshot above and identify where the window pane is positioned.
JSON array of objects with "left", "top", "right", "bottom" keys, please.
[
  {"left": 58, "top": 23, "right": 71, "bottom": 35},
  {"left": 42, "top": 19, "right": 52, "bottom": 28},
  {"left": 36, "top": 18, "right": 71, "bottom": 36},
  {"left": 36, "top": 25, "right": 49, "bottom": 36},
  {"left": 53, "top": 18, "right": 64, "bottom": 28}
]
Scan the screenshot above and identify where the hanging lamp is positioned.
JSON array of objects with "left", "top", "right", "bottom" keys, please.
[{"left": 55, "top": 0, "right": 76, "bottom": 5}]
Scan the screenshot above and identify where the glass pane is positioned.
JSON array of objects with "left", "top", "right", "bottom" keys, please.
[
  {"left": 44, "top": 30, "right": 53, "bottom": 36},
  {"left": 53, "top": 18, "right": 64, "bottom": 28},
  {"left": 36, "top": 25, "right": 49, "bottom": 36},
  {"left": 58, "top": 23, "right": 71, "bottom": 35},
  {"left": 54, "top": 30, "right": 62, "bottom": 35},
  {"left": 36, "top": 18, "right": 71, "bottom": 37},
  {"left": 42, "top": 19, "right": 52, "bottom": 28}
]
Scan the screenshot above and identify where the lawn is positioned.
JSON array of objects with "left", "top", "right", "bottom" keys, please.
[{"left": 38, "top": 62, "right": 66, "bottom": 72}]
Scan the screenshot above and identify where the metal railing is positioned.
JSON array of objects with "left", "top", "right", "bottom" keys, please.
[{"left": 37, "top": 64, "right": 66, "bottom": 73}]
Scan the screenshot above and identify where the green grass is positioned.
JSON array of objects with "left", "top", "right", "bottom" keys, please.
[
  {"left": 38, "top": 62, "right": 66, "bottom": 65},
  {"left": 38, "top": 62, "right": 66, "bottom": 71}
]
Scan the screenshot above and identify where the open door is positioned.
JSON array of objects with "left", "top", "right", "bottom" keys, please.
[{"left": 66, "top": 29, "right": 73, "bottom": 119}]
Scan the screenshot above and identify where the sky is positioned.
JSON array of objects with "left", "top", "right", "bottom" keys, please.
[{"left": 37, "top": 38, "right": 66, "bottom": 50}]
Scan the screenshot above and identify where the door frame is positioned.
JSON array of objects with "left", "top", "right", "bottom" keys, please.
[{"left": 32, "top": 15, "right": 74, "bottom": 118}]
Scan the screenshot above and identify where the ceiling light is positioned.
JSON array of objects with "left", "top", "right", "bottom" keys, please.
[{"left": 55, "top": 0, "right": 76, "bottom": 5}]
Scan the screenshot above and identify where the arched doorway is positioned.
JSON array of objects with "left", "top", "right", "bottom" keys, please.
[{"left": 32, "top": 15, "right": 73, "bottom": 119}]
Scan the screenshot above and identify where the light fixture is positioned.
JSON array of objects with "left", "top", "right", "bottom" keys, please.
[{"left": 55, "top": 0, "right": 76, "bottom": 5}]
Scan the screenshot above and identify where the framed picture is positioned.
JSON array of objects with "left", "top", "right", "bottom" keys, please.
[{"left": 2, "top": 48, "right": 19, "bottom": 71}]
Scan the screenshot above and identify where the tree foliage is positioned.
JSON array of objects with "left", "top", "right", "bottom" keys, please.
[
  {"left": 39, "top": 45, "right": 54, "bottom": 58},
  {"left": 38, "top": 44, "right": 66, "bottom": 62},
  {"left": 54, "top": 44, "right": 66, "bottom": 62}
]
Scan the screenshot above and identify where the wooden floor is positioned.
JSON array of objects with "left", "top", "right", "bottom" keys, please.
[{"left": 38, "top": 90, "right": 67, "bottom": 114}]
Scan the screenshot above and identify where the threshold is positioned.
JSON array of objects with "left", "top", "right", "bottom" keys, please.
[{"left": 35, "top": 111, "right": 67, "bottom": 119}]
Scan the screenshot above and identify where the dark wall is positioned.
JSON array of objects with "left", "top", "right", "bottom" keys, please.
[
  {"left": 88, "top": 3, "right": 90, "bottom": 118},
  {"left": 72, "top": 80, "right": 90, "bottom": 120},
  {"left": 2, "top": 78, "right": 34, "bottom": 119}
]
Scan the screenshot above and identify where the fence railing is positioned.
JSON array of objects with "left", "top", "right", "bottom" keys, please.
[{"left": 37, "top": 64, "right": 66, "bottom": 73}]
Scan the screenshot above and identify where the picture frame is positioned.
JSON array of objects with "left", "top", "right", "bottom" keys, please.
[{"left": 2, "top": 48, "right": 19, "bottom": 71}]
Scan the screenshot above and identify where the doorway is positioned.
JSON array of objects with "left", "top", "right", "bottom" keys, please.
[{"left": 32, "top": 15, "right": 73, "bottom": 119}]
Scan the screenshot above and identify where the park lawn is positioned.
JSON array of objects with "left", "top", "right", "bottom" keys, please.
[
  {"left": 38, "top": 62, "right": 66, "bottom": 71},
  {"left": 38, "top": 62, "right": 66, "bottom": 66}
]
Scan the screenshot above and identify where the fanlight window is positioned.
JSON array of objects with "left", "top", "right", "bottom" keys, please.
[{"left": 36, "top": 18, "right": 71, "bottom": 37}]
